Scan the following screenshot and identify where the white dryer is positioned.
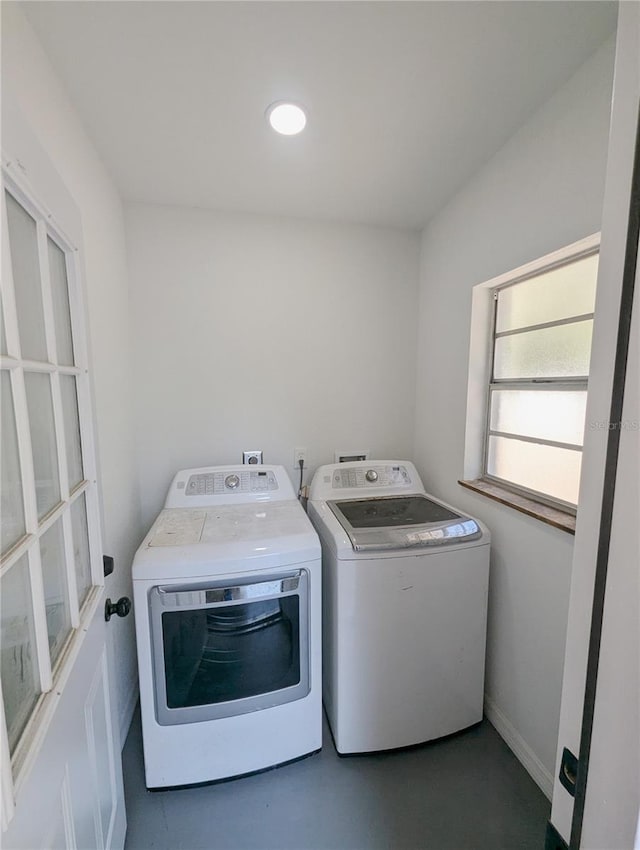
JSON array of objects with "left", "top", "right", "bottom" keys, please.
[
  {"left": 308, "top": 460, "right": 490, "bottom": 755},
  {"left": 132, "top": 465, "right": 322, "bottom": 788}
]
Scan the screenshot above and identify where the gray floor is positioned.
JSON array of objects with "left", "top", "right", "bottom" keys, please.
[{"left": 123, "top": 709, "right": 550, "bottom": 850}]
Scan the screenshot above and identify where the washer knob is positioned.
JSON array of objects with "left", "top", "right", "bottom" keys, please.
[
  {"left": 365, "top": 469, "right": 378, "bottom": 483},
  {"left": 225, "top": 474, "right": 240, "bottom": 490}
]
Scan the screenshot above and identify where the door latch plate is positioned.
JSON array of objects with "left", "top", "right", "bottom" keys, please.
[{"left": 559, "top": 746, "right": 579, "bottom": 797}]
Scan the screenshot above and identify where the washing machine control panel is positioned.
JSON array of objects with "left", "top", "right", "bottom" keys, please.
[
  {"left": 332, "top": 465, "right": 410, "bottom": 489},
  {"left": 186, "top": 469, "right": 278, "bottom": 496}
]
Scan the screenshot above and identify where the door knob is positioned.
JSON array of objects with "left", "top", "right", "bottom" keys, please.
[{"left": 105, "top": 596, "right": 131, "bottom": 622}]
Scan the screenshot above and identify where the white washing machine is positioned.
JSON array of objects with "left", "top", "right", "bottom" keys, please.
[
  {"left": 132, "top": 464, "right": 322, "bottom": 789},
  {"left": 307, "top": 460, "right": 490, "bottom": 755}
]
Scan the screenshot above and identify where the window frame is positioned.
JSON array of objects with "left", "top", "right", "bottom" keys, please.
[
  {"left": 462, "top": 233, "right": 601, "bottom": 524},
  {"left": 0, "top": 165, "right": 105, "bottom": 795},
  {"left": 482, "top": 255, "right": 598, "bottom": 512}
]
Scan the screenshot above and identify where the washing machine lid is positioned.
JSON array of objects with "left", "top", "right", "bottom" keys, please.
[{"left": 327, "top": 495, "right": 481, "bottom": 551}]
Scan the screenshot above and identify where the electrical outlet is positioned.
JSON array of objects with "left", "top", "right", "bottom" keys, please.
[
  {"left": 243, "top": 450, "right": 263, "bottom": 465},
  {"left": 294, "top": 447, "right": 307, "bottom": 468}
]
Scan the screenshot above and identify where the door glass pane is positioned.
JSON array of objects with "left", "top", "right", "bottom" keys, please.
[
  {"left": 24, "top": 372, "right": 61, "bottom": 518},
  {"left": 5, "top": 192, "right": 47, "bottom": 362},
  {"left": 1, "top": 555, "right": 41, "bottom": 754},
  {"left": 60, "top": 375, "right": 83, "bottom": 488},
  {"left": 39, "top": 520, "right": 72, "bottom": 666},
  {"left": 70, "top": 494, "right": 92, "bottom": 607},
  {"left": 496, "top": 253, "right": 598, "bottom": 332},
  {"left": 1, "top": 371, "right": 26, "bottom": 554},
  {"left": 48, "top": 238, "right": 74, "bottom": 366},
  {"left": 162, "top": 596, "right": 300, "bottom": 709},
  {"left": 0, "top": 294, "right": 7, "bottom": 355},
  {"left": 494, "top": 320, "right": 593, "bottom": 380},
  {"left": 490, "top": 389, "right": 588, "bottom": 446},
  {"left": 487, "top": 435, "right": 582, "bottom": 505}
]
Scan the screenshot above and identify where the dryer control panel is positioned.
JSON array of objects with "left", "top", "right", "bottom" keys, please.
[
  {"left": 165, "top": 465, "right": 295, "bottom": 508},
  {"left": 186, "top": 469, "right": 278, "bottom": 496}
]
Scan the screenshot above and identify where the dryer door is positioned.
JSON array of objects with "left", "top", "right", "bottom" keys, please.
[{"left": 149, "top": 570, "right": 309, "bottom": 725}]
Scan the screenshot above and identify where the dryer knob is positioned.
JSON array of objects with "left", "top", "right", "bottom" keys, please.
[
  {"left": 365, "top": 469, "right": 378, "bottom": 482},
  {"left": 225, "top": 474, "right": 240, "bottom": 490}
]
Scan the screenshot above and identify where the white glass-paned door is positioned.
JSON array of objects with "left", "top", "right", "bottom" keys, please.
[
  {"left": 24, "top": 372, "right": 61, "bottom": 519},
  {"left": 60, "top": 374, "right": 83, "bottom": 489},
  {"left": 1, "top": 183, "right": 99, "bottom": 777},
  {"left": 0, "top": 296, "right": 7, "bottom": 355},
  {"left": 5, "top": 192, "right": 47, "bottom": 362},
  {"left": 1, "top": 124, "right": 126, "bottom": 849},
  {"left": 39, "top": 521, "right": 72, "bottom": 666},
  {"left": 0, "top": 555, "right": 41, "bottom": 754},
  {"left": 70, "top": 494, "right": 92, "bottom": 607},
  {"left": 1, "top": 372, "right": 26, "bottom": 554},
  {"left": 47, "top": 237, "right": 74, "bottom": 366}
]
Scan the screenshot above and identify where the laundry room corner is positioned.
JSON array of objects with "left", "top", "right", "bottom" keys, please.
[{"left": 124, "top": 202, "right": 421, "bottom": 530}]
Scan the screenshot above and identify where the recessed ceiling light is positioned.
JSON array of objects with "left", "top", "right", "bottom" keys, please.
[{"left": 266, "top": 102, "right": 307, "bottom": 136}]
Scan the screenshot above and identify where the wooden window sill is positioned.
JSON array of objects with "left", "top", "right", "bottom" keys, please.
[{"left": 458, "top": 479, "right": 576, "bottom": 535}]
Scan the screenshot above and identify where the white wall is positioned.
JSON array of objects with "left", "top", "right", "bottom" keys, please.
[
  {"left": 1, "top": 4, "right": 142, "bottom": 741},
  {"left": 126, "top": 204, "right": 420, "bottom": 528},
  {"left": 413, "top": 38, "right": 615, "bottom": 794}
]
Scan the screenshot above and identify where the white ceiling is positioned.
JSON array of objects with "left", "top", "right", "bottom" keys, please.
[{"left": 23, "top": 1, "right": 616, "bottom": 230}]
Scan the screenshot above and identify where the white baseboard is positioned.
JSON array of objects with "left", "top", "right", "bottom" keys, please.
[
  {"left": 119, "top": 677, "right": 139, "bottom": 751},
  {"left": 484, "top": 694, "right": 554, "bottom": 800}
]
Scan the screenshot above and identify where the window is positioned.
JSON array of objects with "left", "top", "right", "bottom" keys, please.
[
  {"left": 483, "top": 245, "right": 599, "bottom": 511},
  {"left": 0, "top": 176, "right": 101, "bottom": 772}
]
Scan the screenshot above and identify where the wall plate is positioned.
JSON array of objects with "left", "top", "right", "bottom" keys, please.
[
  {"left": 334, "top": 449, "right": 370, "bottom": 463},
  {"left": 242, "top": 450, "right": 263, "bottom": 465}
]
